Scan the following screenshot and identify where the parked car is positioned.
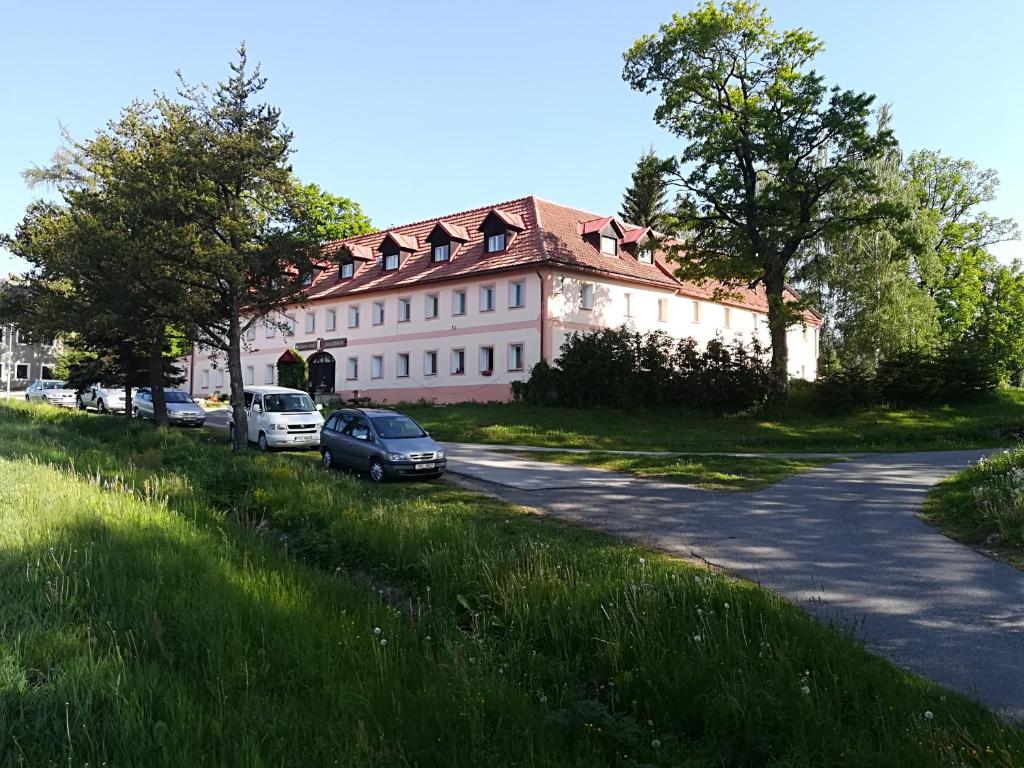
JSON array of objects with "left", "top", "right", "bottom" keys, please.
[
  {"left": 24, "top": 379, "right": 77, "bottom": 408},
  {"left": 133, "top": 388, "right": 206, "bottom": 427},
  {"left": 78, "top": 383, "right": 132, "bottom": 413},
  {"left": 228, "top": 386, "right": 324, "bottom": 451},
  {"left": 320, "top": 408, "right": 446, "bottom": 482}
]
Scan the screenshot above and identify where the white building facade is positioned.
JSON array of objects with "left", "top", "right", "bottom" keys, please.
[
  {"left": 1, "top": 323, "right": 59, "bottom": 394},
  {"left": 184, "top": 196, "right": 820, "bottom": 403}
]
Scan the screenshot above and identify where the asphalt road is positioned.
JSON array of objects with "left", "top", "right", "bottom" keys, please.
[{"left": 443, "top": 444, "right": 1024, "bottom": 720}]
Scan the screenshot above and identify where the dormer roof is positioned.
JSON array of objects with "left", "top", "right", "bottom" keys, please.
[
  {"left": 429, "top": 221, "right": 471, "bottom": 242},
  {"left": 621, "top": 226, "right": 652, "bottom": 245},
  {"left": 479, "top": 208, "right": 526, "bottom": 232},
  {"left": 580, "top": 216, "right": 626, "bottom": 237},
  {"left": 380, "top": 232, "right": 418, "bottom": 252},
  {"left": 340, "top": 243, "right": 374, "bottom": 261}
]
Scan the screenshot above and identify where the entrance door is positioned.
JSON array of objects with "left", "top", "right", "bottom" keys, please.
[{"left": 308, "top": 352, "right": 336, "bottom": 394}]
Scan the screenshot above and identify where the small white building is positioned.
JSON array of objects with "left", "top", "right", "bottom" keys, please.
[
  {"left": 184, "top": 196, "right": 821, "bottom": 402},
  {"left": 1, "top": 323, "right": 59, "bottom": 393}
]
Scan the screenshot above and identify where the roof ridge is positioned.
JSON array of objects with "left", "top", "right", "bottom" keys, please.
[{"left": 323, "top": 194, "right": 537, "bottom": 248}]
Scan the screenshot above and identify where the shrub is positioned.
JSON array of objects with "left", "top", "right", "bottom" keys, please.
[
  {"left": 519, "top": 326, "right": 772, "bottom": 414},
  {"left": 276, "top": 350, "right": 309, "bottom": 391},
  {"left": 816, "top": 364, "right": 874, "bottom": 413}
]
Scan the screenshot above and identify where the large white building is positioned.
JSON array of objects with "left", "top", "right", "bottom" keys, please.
[
  {"left": 1, "top": 323, "right": 59, "bottom": 394},
  {"left": 184, "top": 196, "right": 821, "bottom": 402}
]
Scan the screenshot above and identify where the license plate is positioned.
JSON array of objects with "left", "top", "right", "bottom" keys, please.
[
  {"left": 294, "top": 435, "right": 313, "bottom": 442},
  {"left": 414, "top": 462, "right": 436, "bottom": 470}
]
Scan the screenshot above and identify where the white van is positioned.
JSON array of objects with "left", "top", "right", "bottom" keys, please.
[{"left": 228, "top": 386, "right": 324, "bottom": 451}]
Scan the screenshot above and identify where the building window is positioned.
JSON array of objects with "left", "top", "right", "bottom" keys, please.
[
  {"left": 638, "top": 250, "right": 653, "bottom": 265},
  {"left": 425, "top": 293, "right": 440, "bottom": 319},
  {"left": 398, "top": 297, "right": 411, "bottom": 322},
  {"left": 216, "top": 370, "right": 225, "bottom": 388},
  {"left": 305, "top": 312, "right": 316, "bottom": 334},
  {"left": 244, "top": 366, "right": 255, "bottom": 385},
  {"left": 600, "top": 235, "right": 617, "bottom": 256},
  {"left": 41, "top": 365, "right": 53, "bottom": 379},
  {"left": 658, "top": 298, "right": 668, "bottom": 323},
  {"left": 508, "top": 343, "right": 524, "bottom": 372},
  {"left": 424, "top": 350, "right": 438, "bottom": 376},
  {"left": 509, "top": 280, "right": 525, "bottom": 309},
  {"left": 479, "top": 346, "right": 494, "bottom": 373},
  {"left": 580, "top": 283, "right": 594, "bottom": 311},
  {"left": 452, "top": 289, "right": 467, "bottom": 316},
  {"left": 16, "top": 364, "right": 29, "bottom": 379},
  {"left": 724, "top": 307, "right": 732, "bottom": 329},
  {"left": 624, "top": 292, "right": 633, "bottom": 318},
  {"left": 200, "top": 370, "right": 210, "bottom": 389},
  {"left": 265, "top": 323, "right": 276, "bottom": 339},
  {"left": 348, "top": 305, "right": 360, "bottom": 328},
  {"left": 302, "top": 271, "right": 314, "bottom": 287},
  {"left": 432, "top": 243, "right": 450, "bottom": 262},
  {"left": 245, "top": 325, "right": 256, "bottom": 342},
  {"left": 326, "top": 309, "right": 337, "bottom": 332},
  {"left": 16, "top": 330, "right": 29, "bottom": 345},
  {"left": 383, "top": 252, "right": 400, "bottom": 271},
  {"left": 396, "top": 353, "right": 410, "bottom": 378},
  {"left": 372, "top": 301, "right": 385, "bottom": 326},
  {"left": 451, "top": 348, "right": 465, "bottom": 375},
  {"left": 346, "top": 357, "right": 358, "bottom": 380},
  {"left": 371, "top": 356, "right": 383, "bottom": 379},
  {"left": 340, "top": 260, "right": 355, "bottom": 279},
  {"left": 264, "top": 364, "right": 275, "bottom": 385},
  {"left": 486, "top": 233, "right": 506, "bottom": 253},
  {"left": 692, "top": 301, "right": 701, "bottom": 323},
  {"left": 480, "top": 285, "right": 495, "bottom": 312}
]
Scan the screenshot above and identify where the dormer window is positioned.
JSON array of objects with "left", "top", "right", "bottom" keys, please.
[
  {"left": 301, "top": 270, "right": 314, "bottom": 286},
  {"left": 340, "top": 260, "right": 355, "bottom": 279},
  {"left": 426, "top": 221, "right": 469, "bottom": 264},
  {"left": 621, "top": 227, "right": 655, "bottom": 264},
  {"left": 581, "top": 216, "right": 626, "bottom": 257},
  {"left": 600, "top": 235, "right": 617, "bottom": 256},
  {"left": 433, "top": 243, "right": 450, "bottom": 262},
  {"left": 486, "top": 233, "right": 506, "bottom": 253},
  {"left": 337, "top": 243, "right": 372, "bottom": 280},
  {"left": 378, "top": 232, "right": 417, "bottom": 272},
  {"left": 383, "top": 252, "right": 400, "bottom": 271},
  {"left": 478, "top": 209, "right": 525, "bottom": 256},
  {"left": 638, "top": 251, "right": 653, "bottom": 265}
]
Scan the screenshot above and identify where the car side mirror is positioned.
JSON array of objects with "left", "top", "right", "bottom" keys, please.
[
  {"left": 315, "top": 403, "right": 323, "bottom": 412},
  {"left": 253, "top": 404, "right": 263, "bottom": 414}
]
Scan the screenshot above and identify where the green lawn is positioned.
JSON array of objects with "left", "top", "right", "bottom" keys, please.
[
  {"left": 401, "top": 388, "right": 1024, "bottom": 453},
  {"left": 0, "top": 400, "right": 1021, "bottom": 766},
  {"left": 511, "top": 451, "right": 838, "bottom": 491},
  {"left": 923, "top": 448, "right": 1024, "bottom": 570}
]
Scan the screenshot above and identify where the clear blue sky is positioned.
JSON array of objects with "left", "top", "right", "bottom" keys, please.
[{"left": 2, "top": 0, "right": 1021, "bottom": 276}]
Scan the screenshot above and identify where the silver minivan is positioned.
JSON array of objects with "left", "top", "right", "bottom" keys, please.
[{"left": 320, "top": 408, "right": 446, "bottom": 482}]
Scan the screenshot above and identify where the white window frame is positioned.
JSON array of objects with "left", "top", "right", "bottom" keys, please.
[
  {"left": 580, "top": 283, "right": 594, "bottom": 311},
  {"left": 372, "top": 301, "right": 385, "bottom": 326},
  {"left": 326, "top": 309, "right": 337, "bottom": 332},
  {"left": 200, "top": 370, "right": 210, "bottom": 389},
  {"left": 348, "top": 305, "right": 360, "bottom": 328},
  {"left": 509, "top": 280, "right": 525, "bottom": 309},
  {"left": 692, "top": 301, "right": 701, "bottom": 324},
  {"left": 452, "top": 289, "right": 467, "bottom": 316},
  {"left": 265, "top": 322, "right": 276, "bottom": 339},
  {"left": 658, "top": 298, "right": 668, "bottom": 323},
  {"left": 479, "top": 346, "right": 494, "bottom": 373},
  {"left": 245, "top": 325, "right": 257, "bottom": 342},
  {"left": 215, "top": 370, "right": 225, "bottom": 389},
  {"left": 383, "top": 252, "right": 400, "bottom": 271},
  {"left": 451, "top": 348, "right": 466, "bottom": 375},
  {"left": 264, "top": 364, "right": 275, "bottom": 385},
  {"left": 624, "top": 292, "right": 633, "bottom": 318},
  {"left": 424, "top": 350, "right": 438, "bottom": 376},
  {"left": 486, "top": 233, "right": 506, "bottom": 253},
  {"left": 398, "top": 297, "right": 411, "bottom": 322},
  {"left": 244, "top": 366, "right": 255, "bottom": 386},
  {"left": 425, "top": 293, "right": 439, "bottom": 319},
  {"left": 480, "top": 285, "right": 495, "bottom": 312},
  {"left": 724, "top": 307, "right": 732, "bottom": 329},
  {"left": 346, "top": 357, "right": 358, "bottom": 380},
  {"left": 16, "top": 364, "right": 29, "bottom": 379},
  {"left": 305, "top": 312, "right": 316, "bottom": 334},
  {"left": 371, "top": 355, "right": 383, "bottom": 379},
  {"left": 396, "top": 353, "right": 410, "bottom": 378},
  {"left": 638, "top": 250, "right": 653, "bottom": 265},
  {"left": 340, "top": 260, "right": 355, "bottom": 279},
  {"left": 507, "top": 343, "right": 524, "bottom": 372},
  {"left": 432, "top": 243, "right": 450, "bottom": 262},
  {"left": 600, "top": 235, "right": 617, "bottom": 256}
]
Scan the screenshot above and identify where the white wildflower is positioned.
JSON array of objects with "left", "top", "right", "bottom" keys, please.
[
  {"left": 651, "top": 739, "right": 661, "bottom": 749},
  {"left": 924, "top": 710, "right": 934, "bottom": 720}
]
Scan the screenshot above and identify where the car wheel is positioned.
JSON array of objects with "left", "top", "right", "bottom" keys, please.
[
  {"left": 321, "top": 448, "right": 334, "bottom": 470},
  {"left": 132, "top": 406, "right": 140, "bottom": 419},
  {"left": 257, "top": 433, "right": 270, "bottom": 452},
  {"left": 368, "top": 458, "right": 386, "bottom": 483},
  {"left": 98, "top": 399, "right": 107, "bottom": 414},
  {"left": 25, "top": 394, "right": 30, "bottom": 402},
  {"left": 76, "top": 396, "right": 85, "bottom": 411}
]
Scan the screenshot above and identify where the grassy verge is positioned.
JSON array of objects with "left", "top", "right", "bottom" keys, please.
[
  {"left": 1, "top": 401, "right": 1021, "bottom": 766},
  {"left": 923, "top": 448, "right": 1024, "bottom": 570},
  {"left": 510, "top": 451, "right": 837, "bottom": 491},
  {"left": 400, "top": 388, "right": 1024, "bottom": 453}
]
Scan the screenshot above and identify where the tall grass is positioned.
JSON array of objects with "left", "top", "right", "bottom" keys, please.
[{"left": 1, "top": 401, "right": 1021, "bottom": 766}]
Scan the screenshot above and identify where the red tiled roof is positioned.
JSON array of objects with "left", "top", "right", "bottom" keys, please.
[
  {"left": 308, "top": 195, "right": 818, "bottom": 322},
  {"left": 342, "top": 243, "right": 373, "bottom": 261},
  {"left": 433, "top": 221, "right": 470, "bottom": 241},
  {"left": 621, "top": 226, "right": 651, "bottom": 244},
  {"left": 381, "top": 232, "right": 418, "bottom": 252}
]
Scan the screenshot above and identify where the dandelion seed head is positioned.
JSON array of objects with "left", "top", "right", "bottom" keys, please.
[{"left": 924, "top": 710, "right": 934, "bottom": 720}]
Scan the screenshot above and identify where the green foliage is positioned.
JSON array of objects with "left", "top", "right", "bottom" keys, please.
[
  {"left": 517, "top": 327, "right": 772, "bottom": 415},
  {"left": 290, "top": 181, "right": 376, "bottom": 244},
  {"left": 3, "top": 401, "right": 1022, "bottom": 766},
  {"left": 276, "top": 349, "right": 308, "bottom": 391},
  {"left": 618, "top": 148, "right": 673, "bottom": 230},
  {"left": 623, "top": 1, "right": 899, "bottom": 400}
]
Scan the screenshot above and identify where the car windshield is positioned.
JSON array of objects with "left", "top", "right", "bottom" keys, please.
[
  {"left": 41, "top": 381, "right": 67, "bottom": 390},
  {"left": 263, "top": 393, "right": 315, "bottom": 413},
  {"left": 165, "top": 391, "right": 193, "bottom": 404},
  {"left": 371, "top": 415, "right": 426, "bottom": 439}
]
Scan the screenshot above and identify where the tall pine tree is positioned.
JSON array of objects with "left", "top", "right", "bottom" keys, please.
[{"left": 619, "top": 149, "right": 671, "bottom": 230}]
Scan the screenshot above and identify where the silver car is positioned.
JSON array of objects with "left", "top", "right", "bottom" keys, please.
[
  {"left": 25, "top": 379, "right": 77, "bottom": 408},
  {"left": 78, "top": 383, "right": 132, "bottom": 413},
  {"left": 320, "top": 408, "right": 446, "bottom": 482},
  {"left": 133, "top": 388, "right": 206, "bottom": 427}
]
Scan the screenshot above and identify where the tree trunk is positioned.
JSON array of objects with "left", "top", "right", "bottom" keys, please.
[
  {"left": 227, "top": 307, "right": 248, "bottom": 453},
  {"left": 764, "top": 270, "right": 790, "bottom": 412},
  {"left": 148, "top": 327, "right": 169, "bottom": 426}
]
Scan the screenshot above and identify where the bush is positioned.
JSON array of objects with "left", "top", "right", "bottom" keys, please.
[
  {"left": 518, "top": 327, "right": 772, "bottom": 414},
  {"left": 276, "top": 350, "right": 309, "bottom": 391},
  {"left": 815, "top": 364, "right": 874, "bottom": 412}
]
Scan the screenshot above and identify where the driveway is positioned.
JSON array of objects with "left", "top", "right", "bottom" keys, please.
[{"left": 443, "top": 444, "right": 1024, "bottom": 719}]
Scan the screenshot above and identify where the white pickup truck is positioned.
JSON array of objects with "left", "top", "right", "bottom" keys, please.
[{"left": 77, "top": 384, "right": 132, "bottom": 414}]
